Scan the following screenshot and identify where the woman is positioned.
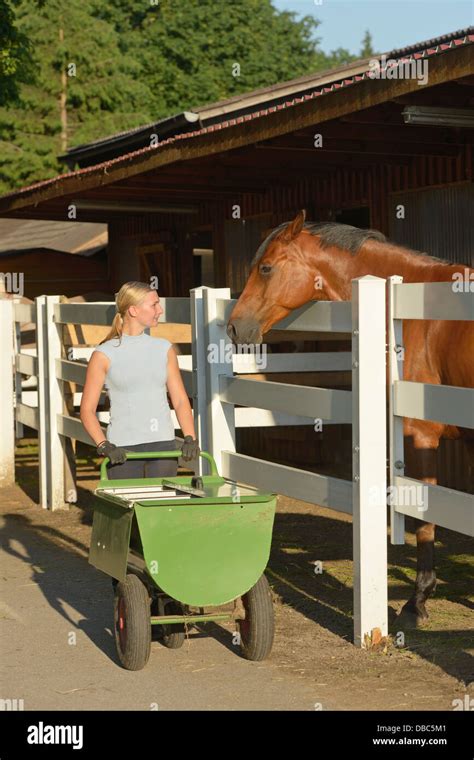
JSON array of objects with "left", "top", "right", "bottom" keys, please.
[{"left": 80, "top": 281, "right": 200, "bottom": 479}]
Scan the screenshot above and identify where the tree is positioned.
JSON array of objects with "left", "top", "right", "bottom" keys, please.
[
  {"left": 0, "top": 0, "right": 153, "bottom": 193},
  {"left": 93, "top": 0, "right": 372, "bottom": 116},
  {"left": 360, "top": 30, "right": 375, "bottom": 58},
  {"left": 93, "top": 0, "right": 330, "bottom": 117},
  {"left": 0, "top": 0, "right": 34, "bottom": 107}
]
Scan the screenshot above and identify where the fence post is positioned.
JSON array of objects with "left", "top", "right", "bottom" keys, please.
[
  {"left": 59, "top": 295, "right": 77, "bottom": 506},
  {"left": 190, "top": 287, "right": 209, "bottom": 475},
  {"left": 0, "top": 298, "right": 15, "bottom": 487},
  {"left": 36, "top": 295, "right": 67, "bottom": 510},
  {"left": 47, "top": 295, "right": 67, "bottom": 510},
  {"left": 352, "top": 275, "right": 388, "bottom": 647},
  {"left": 202, "top": 287, "right": 235, "bottom": 476},
  {"left": 36, "top": 296, "right": 48, "bottom": 507},
  {"left": 12, "top": 298, "right": 24, "bottom": 440},
  {"left": 388, "top": 276, "right": 406, "bottom": 544}
]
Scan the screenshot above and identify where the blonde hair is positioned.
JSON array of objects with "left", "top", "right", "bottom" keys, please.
[{"left": 99, "top": 281, "right": 155, "bottom": 346}]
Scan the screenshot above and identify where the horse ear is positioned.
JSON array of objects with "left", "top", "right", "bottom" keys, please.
[{"left": 278, "top": 209, "right": 306, "bottom": 243}]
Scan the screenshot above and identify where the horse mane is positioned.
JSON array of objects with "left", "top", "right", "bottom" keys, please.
[{"left": 251, "top": 221, "right": 452, "bottom": 267}]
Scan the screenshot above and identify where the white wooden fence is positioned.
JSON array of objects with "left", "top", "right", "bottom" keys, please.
[
  {"left": 1, "top": 276, "right": 472, "bottom": 647},
  {"left": 387, "top": 277, "right": 474, "bottom": 542}
]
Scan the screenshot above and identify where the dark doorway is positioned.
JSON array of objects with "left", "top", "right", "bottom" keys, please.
[{"left": 191, "top": 230, "right": 214, "bottom": 287}]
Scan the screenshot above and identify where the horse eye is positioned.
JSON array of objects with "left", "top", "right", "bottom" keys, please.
[{"left": 260, "top": 264, "right": 272, "bottom": 275}]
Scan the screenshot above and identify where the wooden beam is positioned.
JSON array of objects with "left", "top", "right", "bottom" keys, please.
[
  {"left": 263, "top": 122, "right": 471, "bottom": 146},
  {"left": 254, "top": 138, "right": 460, "bottom": 157}
]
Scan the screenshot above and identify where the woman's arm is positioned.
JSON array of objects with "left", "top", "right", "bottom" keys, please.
[
  {"left": 80, "top": 351, "right": 110, "bottom": 446},
  {"left": 166, "top": 345, "right": 196, "bottom": 439}
]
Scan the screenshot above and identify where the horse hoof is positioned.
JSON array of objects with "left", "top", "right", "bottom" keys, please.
[{"left": 397, "top": 599, "right": 429, "bottom": 628}]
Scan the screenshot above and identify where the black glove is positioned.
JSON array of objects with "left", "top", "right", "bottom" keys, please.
[
  {"left": 96, "top": 440, "right": 128, "bottom": 465},
  {"left": 181, "top": 435, "right": 200, "bottom": 462}
]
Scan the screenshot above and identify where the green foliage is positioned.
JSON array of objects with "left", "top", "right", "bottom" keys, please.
[
  {"left": 0, "top": 0, "right": 34, "bottom": 107},
  {"left": 94, "top": 0, "right": 360, "bottom": 115},
  {"left": 0, "top": 0, "right": 152, "bottom": 193}
]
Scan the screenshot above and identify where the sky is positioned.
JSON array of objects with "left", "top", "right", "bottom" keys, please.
[{"left": 272, "top": 0, "right": 473, "bottom": 56}]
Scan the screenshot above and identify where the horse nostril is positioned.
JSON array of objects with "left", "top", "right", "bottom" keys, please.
[{"left": 227, "top": 322, "right": 236, "bottom": 341}]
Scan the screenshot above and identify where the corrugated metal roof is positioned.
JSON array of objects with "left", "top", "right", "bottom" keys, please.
[
  {"left": 59, "top": 111, "right": 200, "bottom": 167},
  {"left": 385, "top": 26, "right": 474, "bottom": 55},
  {"left": 1, "top": 27, "right": 472, "bottom": 203}
]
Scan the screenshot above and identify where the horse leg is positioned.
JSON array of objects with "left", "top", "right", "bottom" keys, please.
[
  {"left": 399, "top": 421, "right": 443, "bottom": 624},
  {"left": 464, "top": 438, "right": 474, "bottom": 493}
]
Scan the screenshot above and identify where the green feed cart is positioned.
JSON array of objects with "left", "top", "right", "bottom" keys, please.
[{"left": 89, "top": 450, "right": 277, "bottom": 670}]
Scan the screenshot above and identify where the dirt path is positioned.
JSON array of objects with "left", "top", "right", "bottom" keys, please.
[{"left": 1, "top": 441, "right": 472, "bottom": 711}]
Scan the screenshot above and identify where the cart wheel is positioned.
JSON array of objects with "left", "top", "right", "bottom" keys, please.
[
  {"left": 238, "top": 573, "right": 274, "bottom": 661},
  {"left": 161, "top": 602, "right": 186, "bottom": 649},
  {"left": 114, "top": 573, "right": 151, "bottom": 670}
]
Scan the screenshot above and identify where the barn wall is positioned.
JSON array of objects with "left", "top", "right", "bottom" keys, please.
[
  {"left": 224, "top": 215, "right": 271, "bottom": 296},
  {"left": 389, "top": 181, "right": 474, "bottom": 266},
  {"left": 0, "top": 249, "right": 108, "bottom": 300},
  {"left": 235, "top": 144, "right": 472, "bottom": 231},
  {"left": 107, "top": 231, "right": 140, "bottom": 290},
  {"left": 108, "top": 213, "right": 197, "bottom": 295}
]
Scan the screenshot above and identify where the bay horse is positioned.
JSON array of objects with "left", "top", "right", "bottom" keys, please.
[{"left": 227, "top": 209, "right": 474, "bottom": 625}]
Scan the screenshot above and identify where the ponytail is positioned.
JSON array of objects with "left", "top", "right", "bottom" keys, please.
[{"left": 99, "top": 311, "right": 124, "bottom": 346}]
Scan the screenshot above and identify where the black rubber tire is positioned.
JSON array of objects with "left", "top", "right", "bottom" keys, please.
[
  {"left": 238, "top": 573, "right": 274, "bottom": 661},
  {"left": 161, "top": 601, "right": 185, "bottom": 649},
  {"left": 114, "top": 573, "right": 151, "bottom": 670}
]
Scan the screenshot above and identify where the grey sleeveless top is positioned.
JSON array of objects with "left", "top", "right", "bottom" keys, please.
[{"left": 91, "top": 332, "right": 175, "bottom": 445}]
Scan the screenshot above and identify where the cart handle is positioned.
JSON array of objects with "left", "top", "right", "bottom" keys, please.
[{"left": 99, "top": 449, "right": 219, "bottom": 480}]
